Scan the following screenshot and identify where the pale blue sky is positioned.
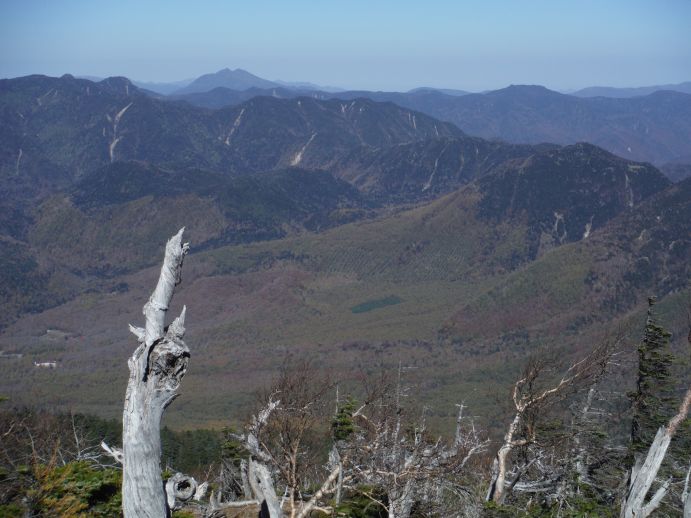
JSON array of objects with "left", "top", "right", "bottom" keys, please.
[{"left": 1, "top": 0, "right": 689, "bottom": 91}]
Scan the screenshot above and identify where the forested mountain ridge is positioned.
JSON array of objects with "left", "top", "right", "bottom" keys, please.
[
  {"left": 0, "top": 74, "right": 687, "bottom": 439},
  {"left": 171, "top": 82, "right": 691, "bottom": 166},
  {"left": 0, "top": 74, "right": 460, "bottom": 185},
  {"left": 0, "top": 74, "right": 675, "bottom": 333}
]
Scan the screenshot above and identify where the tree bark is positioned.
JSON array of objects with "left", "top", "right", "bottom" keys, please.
[
  {"left": 486, "top": 413, "right": 522, "bottom": 503},
  {"left": 683, "top": 462, "right": 691, "bottom": 518},
  {"left": 295, "top": 460, "right": 342, "bottom": 518},
  {"left": 122, "top": 229, "right": 190, "bottom": 517},
  {"left": 388, "top": 478, "right": 415, "bottom": 518},
  {"left": 248, "top": 459, "right": 282, "bottom": 518},
  {"left": 621, "top": 387, "right": 691, "bottom": 518}
]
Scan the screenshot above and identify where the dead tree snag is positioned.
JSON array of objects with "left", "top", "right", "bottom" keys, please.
[{"left": 121, "top": 228, "right": 190, "bottom": 517}]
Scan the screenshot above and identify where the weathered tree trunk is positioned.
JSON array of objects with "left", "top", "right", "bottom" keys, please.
[
  {"left": 621, "top": 387, "right": 691, "bottom": 518},
  {"left": 388, "top": 479, "right": 415, "bottom": 518},
  {"left": 486, "top": 413, "right": 522, "bottom": 503},
  {"left": 683, "top": 463, "right": 691, "bottom": 518},
  {"left": 573, "top": 388, "right": 596, "bottom": 488},
  {"left": 122, "top": 229, "right": 190, "bottom": 517},
  {"left": 213, "top": 398, "right": 282, "bottom": 517},
  {"left": 248, "top": 459, "right": 282, "bottom": 517},
  {"left": 295, "top": 460, "right": 343, "bottom": 518}
]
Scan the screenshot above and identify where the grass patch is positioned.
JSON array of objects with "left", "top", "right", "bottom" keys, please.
[{"left": 350, "top": 295, "right": 403, "bottom": 314}]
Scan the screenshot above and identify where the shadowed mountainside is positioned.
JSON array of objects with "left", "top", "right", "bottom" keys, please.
[
  {"left": 171, "top": 83, "right": 691, "bottom": 165},
  {"left": 0, "top": 74, "right": 462, "bottom": 188}
]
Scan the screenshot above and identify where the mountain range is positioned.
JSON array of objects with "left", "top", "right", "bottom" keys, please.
[
  {"left": 0, "top": 73, "right": 688, "bottom": 427},
  {"left": 142, "top": 67, "right": 691, "bottom": 98},
  {"left": 69, "top": 68, "right": 691, "bottom": 167},
  {"left": 166, "top": 82, "right": 691, "bottom": 167},
  {"left": 572, "top": 81, "right": 691, "bottom": 98}
]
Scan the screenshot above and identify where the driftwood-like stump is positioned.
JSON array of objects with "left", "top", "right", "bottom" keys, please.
[
  {"left": 621, "top": 387, "right": 691, "bottom": 518},
  {"left": 122, "top": 229, "right": 190, "bottom": 517}
]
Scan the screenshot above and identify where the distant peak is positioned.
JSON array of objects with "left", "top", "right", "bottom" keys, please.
[
  {"left": 216, "top": 68, "right": 250, "bottom": 75},
  {"left": 98, "top": 76, "right": 137, "bottom": 95},
  {"left": 505, "top": 84, "right": 550, "bottom": 91},
  {"left": 99, "top": 76, "right": 135, "bottom": 88},
  {"left": 488, "top": 84, "right": 562, "bottom": 98}
]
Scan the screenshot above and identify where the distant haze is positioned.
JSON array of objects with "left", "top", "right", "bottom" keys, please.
[{"left": 1, "top": 0, "right": 690, "bottom": 91}]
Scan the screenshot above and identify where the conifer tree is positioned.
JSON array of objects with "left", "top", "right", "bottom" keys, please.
[
  {"left": 630, "top": 297, "right": 675, "bottom": 455},
  {"left": 332, "top": 396, "right": 357, "bottom": 442}
]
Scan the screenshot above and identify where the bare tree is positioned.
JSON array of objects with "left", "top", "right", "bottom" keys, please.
[
  {"left": 260, "top": 362, "right": 334, "bottom": 517},
  {"left": 205, "top": 394, "right": 282, "bottom": 517},
  {"left": 211, "top": 361, "right": 342, "bottom": 518},
  {"left": 343, "top": 366, "right": 488, "bottom": 518},
  {"left": 105, "top": 228, "right": 191, "bottom": 517},
  {"left": 486, "top": 340, "right": 616, "bottom": 505}
]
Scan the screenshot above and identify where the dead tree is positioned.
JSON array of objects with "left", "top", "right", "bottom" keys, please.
[
  {"left": 683, "top": 462, "right": 691, "bottom": 518},
  {"left": 117, "top": 228, "right": 191, "bottom": 517},
  {"left": 206, "top": 363, "right": 361, "bottom": 518},
  {"left": 345, "top": 403, "right": 487, "bottom": 517},
  {"left": 208, "top": 397, "right": 282, "bottom": 517},
  {"left": 621, "top": 387, "right": 691, "bottom": 518},
  {"left": 486, "top": 340, "right": 615, "bottom": 505},
  {"left": 343, "top": 369, "right": 488, "bottom": 518},
  {"left": 260, "top": 365, "right": 333, "bottom": 517}
]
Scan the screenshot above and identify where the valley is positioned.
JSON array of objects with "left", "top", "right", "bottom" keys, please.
[{"left": 0, "top": 73, "right": 688, "bottom": 432}]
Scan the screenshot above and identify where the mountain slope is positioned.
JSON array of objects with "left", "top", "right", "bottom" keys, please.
[
  {"left": 430, "top": 86, "right": 691, "bottom": 164},
  {"left": 0, "top": 160, "right": 370, "bottom": 328},
  {"left": 2, "top": 73, "right": 678, "bottom": 333},
  {"left": 475, "top": 143, "right": 669, "bottom": 256},
  {"left": 0, "top": 75, "right": 462, "bottom": 185},
  {"left": 170, "top": 84, "right": 691, "bottom": 165},
  {"left": 330, "top": 137, "right": 543, "bottom": 200},
  {"left": 167, "top": 86, "right": 303, "bottom": 108},
  {"left": 443, "top": 176, "right": 690, "bottom": 343},
  {"left": 0, "top": 153, "right": 683, "bottom": 426}
]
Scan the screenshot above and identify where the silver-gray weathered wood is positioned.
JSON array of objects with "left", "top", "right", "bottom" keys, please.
[
  {"left": 122, "top": 229, "right": 190, "bottom": 517},
  {"left": 620, "top": 387, "right": 691, "bottom": 518}
]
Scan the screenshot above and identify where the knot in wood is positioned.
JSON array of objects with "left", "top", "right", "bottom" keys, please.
[
  {"left": 165, "top": 473, "right": 197, "bottom": 510},
  {"left": 149, "top": 337, "right": 190, "bottom": 391}
]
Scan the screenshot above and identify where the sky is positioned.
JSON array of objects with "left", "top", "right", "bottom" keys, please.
[{"left": 1, "top": 0, "right": 690, "bottom": 92}]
